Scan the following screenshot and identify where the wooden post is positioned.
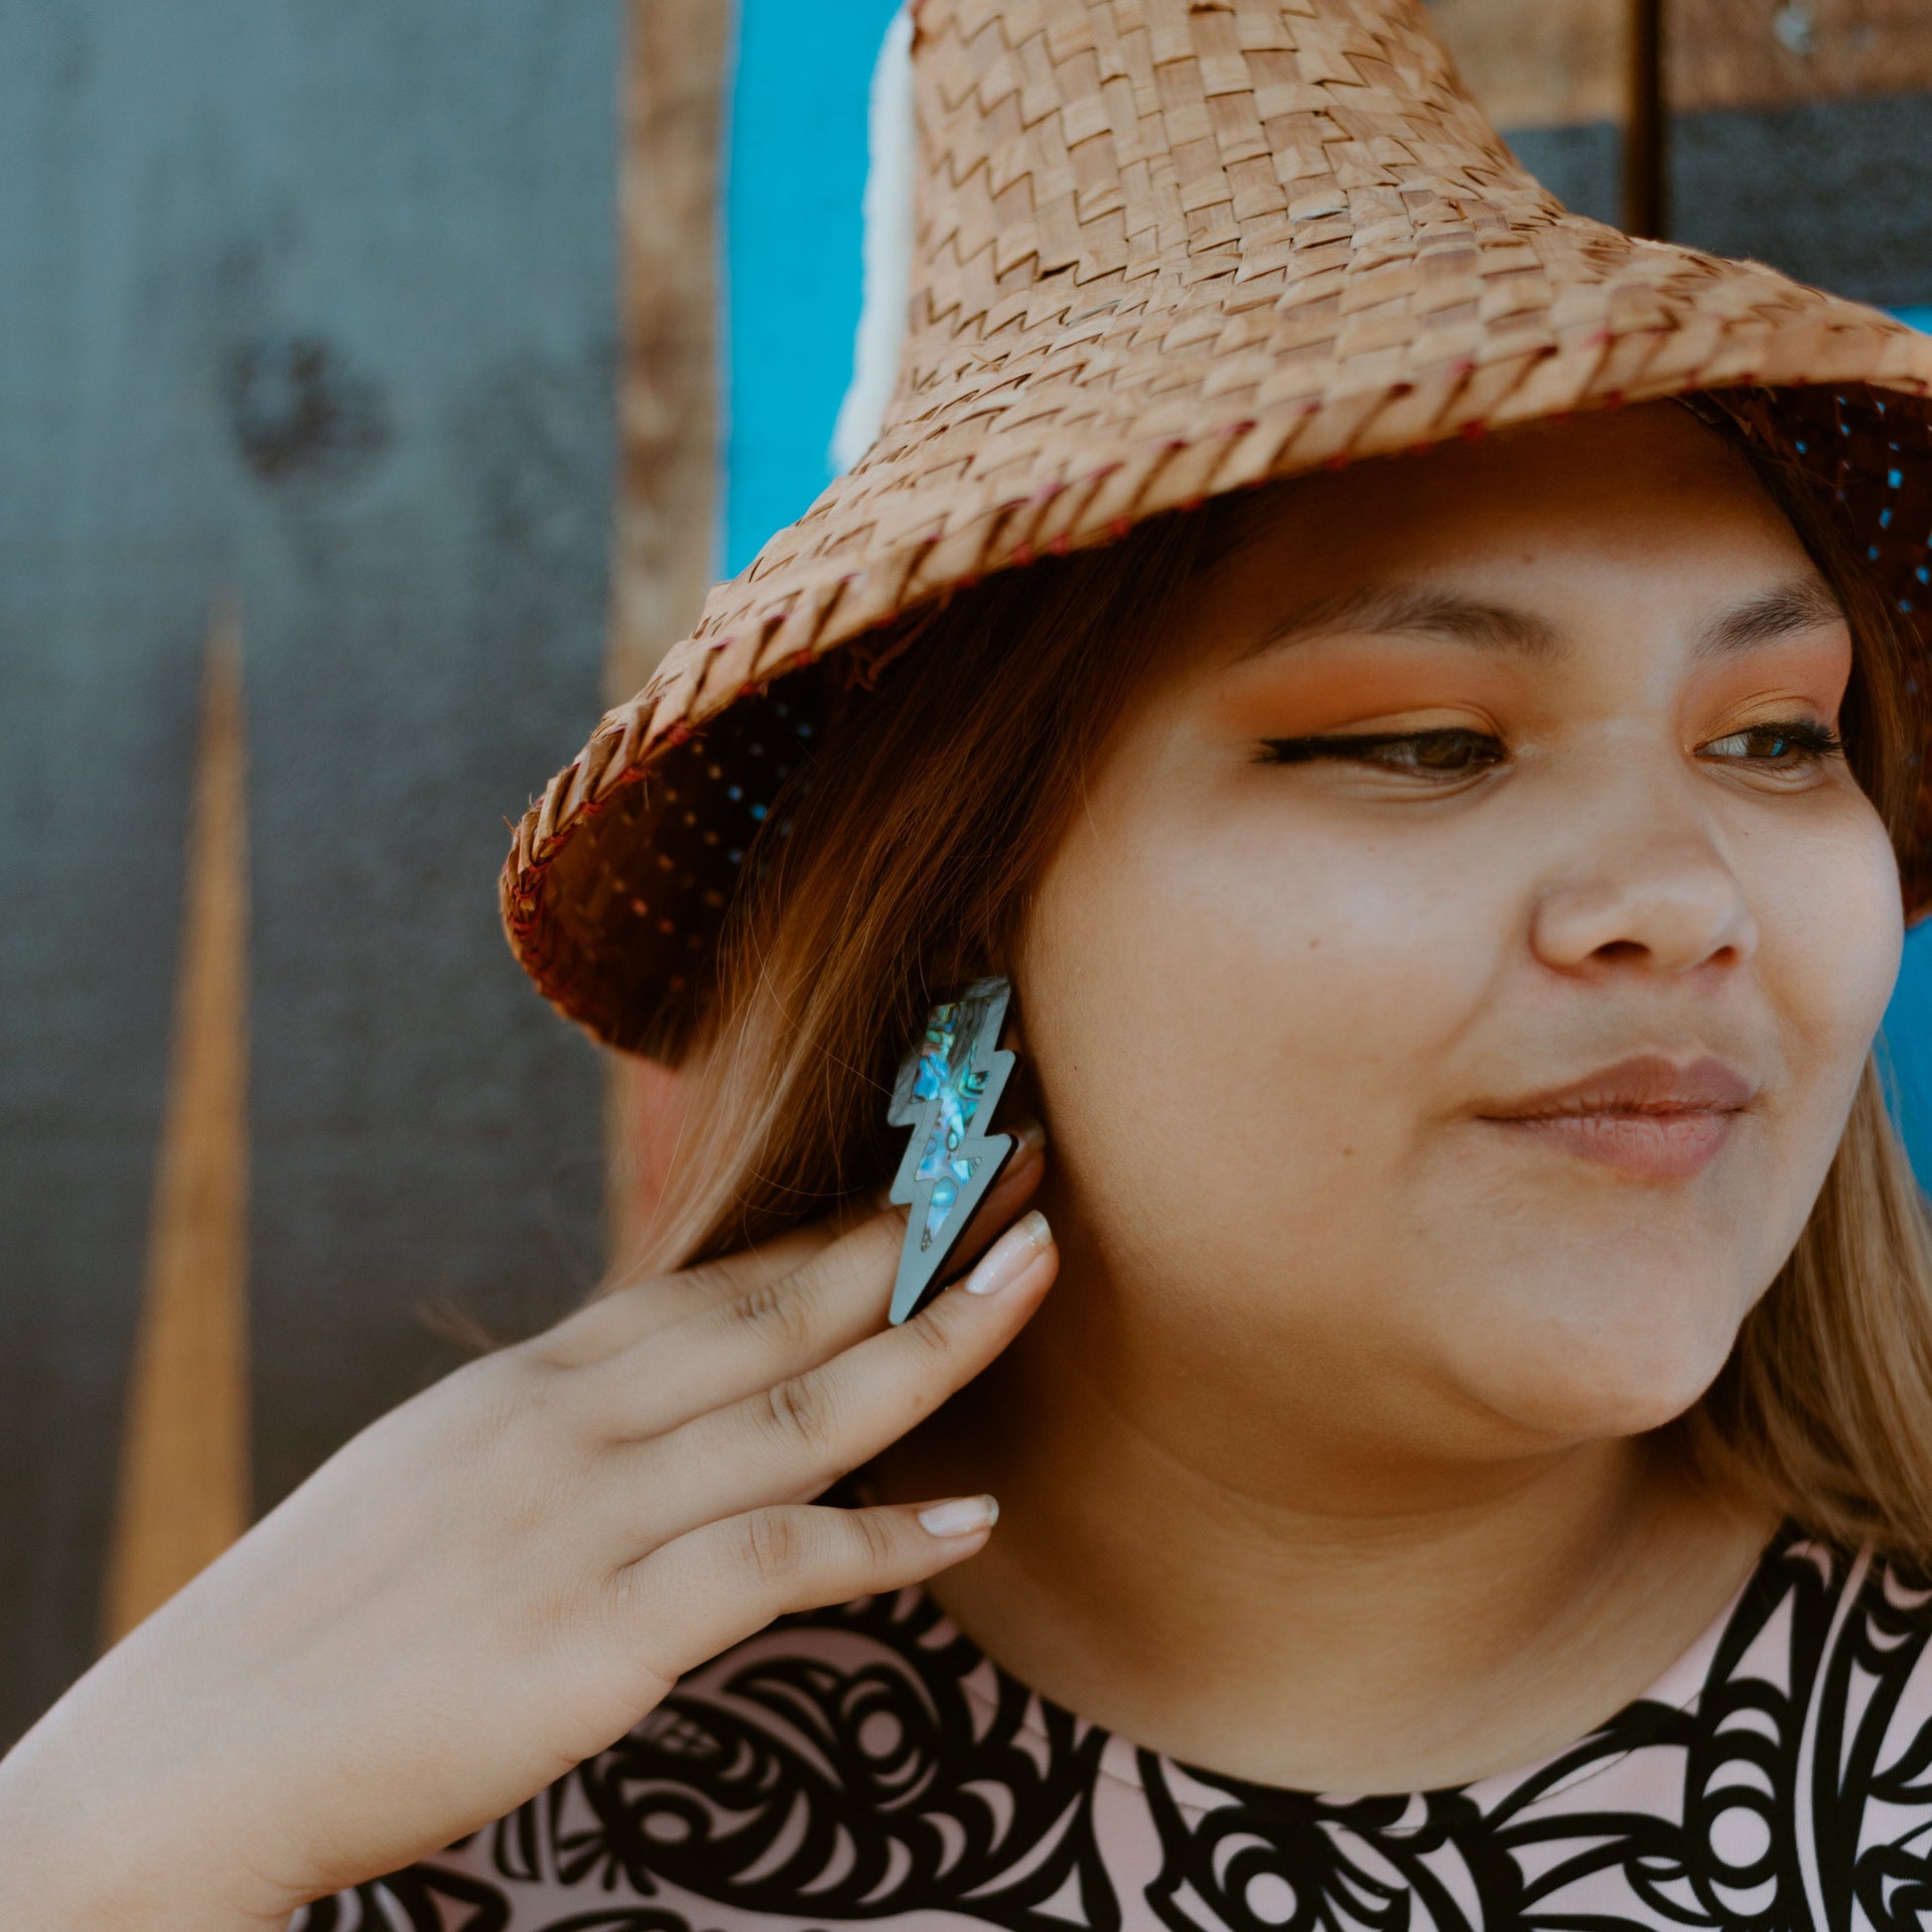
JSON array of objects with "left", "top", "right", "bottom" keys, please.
[
  {"left": 608, "top": 0, "right": 731, "bottom": 710},
  {"left": 1624, "top": 0, "right": 1669, "bottom": 236},
  {"left": 605, "top": 0, "right": 731, "bottom": 1264}
]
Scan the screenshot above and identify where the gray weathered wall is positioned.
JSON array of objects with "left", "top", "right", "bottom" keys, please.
[
  {"left": 1672, "top": 91, "right": 1932, "bottom": 307},
  {"left": 0, "top": 1, "right": 617, "bottom": 1744}
]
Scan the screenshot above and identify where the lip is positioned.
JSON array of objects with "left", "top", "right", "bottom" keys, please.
[{"left": 1475, "top": 1053, "right": 1758, "bottom": 1180}]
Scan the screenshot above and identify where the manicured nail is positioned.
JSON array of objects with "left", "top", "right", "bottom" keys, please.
[
  {"left": 1009, "top": 1116, "right": 1046, "bottom": 1159},
  {"left": 963, "top": 1211, "right": 1051, "bottom": 1294},
  {"left": 917, "top": 1493, "right": 999, "bottom": 1538}
]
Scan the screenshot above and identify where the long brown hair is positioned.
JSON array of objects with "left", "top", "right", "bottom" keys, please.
[{"left": 625, "top": 407, "right": 1932, "bottom": 1561}]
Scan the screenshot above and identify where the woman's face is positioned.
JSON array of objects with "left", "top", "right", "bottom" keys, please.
[{"left": 1018, "top": 403, "right": 1902, "bottom": 1471}]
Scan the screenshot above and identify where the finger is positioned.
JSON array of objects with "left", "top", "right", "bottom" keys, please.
[
  {"left": 904, "top": 1115, "right": 1048, "bottom": 1283},
  {"left": 615, "top": 1213, "right": 1057, "bottom": 1545},
  {"left": 576, "top": 1209, "right": 905, "bottom": 1437},
  {"left": 541, "top": 1117, "right": 1044, "bottom": 1369},
  {"left": 534, "top": 1218, "right": 845, "bottom": 1368},
  {"left": 621, "top": 1494, "right": 1000, "bottom": 1685},
  {"left": 580, "top": 1122, "right": 1047, "bottom": 1438}
]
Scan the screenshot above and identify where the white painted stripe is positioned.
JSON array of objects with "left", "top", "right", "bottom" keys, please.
[{"left": 830, "top": 5, "right": 916, "bottom": 475}]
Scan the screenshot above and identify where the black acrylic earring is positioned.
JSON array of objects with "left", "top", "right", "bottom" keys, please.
[{"left": 885, "top": 975, "right": 1018, "bottom": 1324}]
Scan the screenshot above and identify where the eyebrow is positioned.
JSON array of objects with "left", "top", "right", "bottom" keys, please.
[
  {"left": 1691, "top": 577, "right": 1846, "bottom": 659},
  {"left": 1238, "top": 585, "right": 1561, "bottom": 662},
  {"left": 1237, "top": 574, "right": 1848, "bottom": 665}
]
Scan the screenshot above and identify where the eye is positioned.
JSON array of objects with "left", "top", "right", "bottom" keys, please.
[
  {"left": 1258, "top": 728, "right": 1508, "bottom": 777},
  {"left": 1697, "top": 720, "right": 1845, "bottom": 768}
]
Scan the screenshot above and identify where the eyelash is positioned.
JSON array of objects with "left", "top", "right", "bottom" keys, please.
[
  {"left": 1257, "top": 720, "right": 1848, "bottom": 778},
  {"left": 1696, "top": 720, "right": 1846, "bottom": 767},
  {"left": 1258, "top": 728, "right": 1504, "bottom": 775}
]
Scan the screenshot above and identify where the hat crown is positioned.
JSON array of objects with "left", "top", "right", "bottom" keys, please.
[
  {"left": 901, "top": 0, "right": 1544, "bottom": 365},
  {"left": 741, "top": 0, "right": 1604, "bottom": 611}
]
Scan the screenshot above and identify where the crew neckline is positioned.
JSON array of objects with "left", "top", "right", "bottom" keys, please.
[{"left": 838, "top": 1478, "right": 1803, "bottom": 1812}]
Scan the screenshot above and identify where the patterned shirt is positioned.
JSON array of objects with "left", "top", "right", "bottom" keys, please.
[{"left": 297, "top": 1521, "right": 1932, "bottom": 1930}]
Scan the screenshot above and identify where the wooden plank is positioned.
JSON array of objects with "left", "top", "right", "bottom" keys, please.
[
  {"left": 1661, "top": 0, "right": 1932, "bottom": 307},
  {"left": 1429, "top": 0, "right": 1624, "bottom": 131},
  {"left": 718, "top": 0, "right": 907, "bottom": 576},
  {"left": 1670, "top": 0, "right": 1932, "bottom": 113},
  {"left": 1627, "top": 0, "right": 1669, "bottom": 234},
  {"left": 1429, "top": 0, "right": 1932, "bottom": 130},
  {"left": 608, "top": 0, "right": 730, "bottom": 708},
  {"left": 606, "top": 0, "right": 729, "bottom": 1262},
  {"left": 102, "top": 610, "right": 250, "bottom": 1647}
]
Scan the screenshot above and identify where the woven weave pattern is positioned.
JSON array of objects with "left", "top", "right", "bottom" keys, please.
[{"left": 505, "top": 0, "right": 1932, "bottom": 1053}]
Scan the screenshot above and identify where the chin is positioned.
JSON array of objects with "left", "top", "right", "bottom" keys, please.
[{"left": 1459, "top": 1285, "right": 1747, "bottom": 1445}]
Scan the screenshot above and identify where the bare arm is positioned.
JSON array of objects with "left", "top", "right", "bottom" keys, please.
[{"left": 0, "top": 1149, "right": 1054, "bottom": 1928}]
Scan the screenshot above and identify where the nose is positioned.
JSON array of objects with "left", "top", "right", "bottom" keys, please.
[{"left": 1530, "top": 816, "right": 1758, "bottom": 978}]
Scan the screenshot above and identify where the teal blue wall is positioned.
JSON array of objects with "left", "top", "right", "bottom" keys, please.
[
  {"left": 1874, "top": 312, "right": 1932, "bottom": 1177},
  {"left": 723, "top": 0, "right": 905, "bottom": 576}
]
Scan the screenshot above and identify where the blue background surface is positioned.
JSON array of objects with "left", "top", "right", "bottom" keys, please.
[
  {"left": 722, "top": 0, "right": 904, "bottom": 577},
  {"left": 1870, "top": 308, "right": 1932, "bottom": 1179}
]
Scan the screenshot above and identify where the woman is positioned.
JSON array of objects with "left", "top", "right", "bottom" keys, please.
[{"left": 9, "top": 0, "right": 1932, "bottom": 1925}]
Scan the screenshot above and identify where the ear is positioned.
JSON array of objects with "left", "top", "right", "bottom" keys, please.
[{"left": 999, "top": 1008, "right": 1042, "bottom": 1128}]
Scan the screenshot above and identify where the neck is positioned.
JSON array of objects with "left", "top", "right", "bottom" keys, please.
[{"left": 859, "top": 1231, "right": 1775, "bottom": 1793}]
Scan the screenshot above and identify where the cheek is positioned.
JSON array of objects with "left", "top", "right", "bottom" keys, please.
[
  {"left": 1020, "top": 781, "right": 1510, "bottom": 1265},
  {"left": 1753, "top": 800, "right": 1903, "bottom": 1129}
]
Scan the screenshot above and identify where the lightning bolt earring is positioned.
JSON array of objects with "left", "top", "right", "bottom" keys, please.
[{"left": 885, "top": 975, "right": 1019, "bottom": 1324}]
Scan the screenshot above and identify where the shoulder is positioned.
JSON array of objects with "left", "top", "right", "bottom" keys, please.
[
  {"left": 1708, "top": 1526, "right": 1932, "bottom": 1734},
  {"left": 1452, "top": 1526, "right": 1932, "bottom": 1927}
]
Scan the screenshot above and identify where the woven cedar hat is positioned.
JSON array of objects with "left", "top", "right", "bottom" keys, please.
[{"left": 506, "top": 0, "right": 1932, "bottom": 1056}]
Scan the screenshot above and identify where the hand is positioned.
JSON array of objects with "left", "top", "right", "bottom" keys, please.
[{"left": 0, "top": 1128, "right": 1055, "bottom": 1929}]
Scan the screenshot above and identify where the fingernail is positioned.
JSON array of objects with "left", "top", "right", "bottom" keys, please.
[
  {"left": 917, "top": 1493, "right": 999, "bottom": 1537},
  {"left": 1009, "top": 1116, "right": 1046, "bottom": 1159},
  {"left": 963, "top": 1211, "right": 1051, "bottom": 1295}
]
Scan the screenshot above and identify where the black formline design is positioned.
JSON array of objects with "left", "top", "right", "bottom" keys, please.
[{"left": 305, "top": 1524, "right": 1932, "bottom": 1932}]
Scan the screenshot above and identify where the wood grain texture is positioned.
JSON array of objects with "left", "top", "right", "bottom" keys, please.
[
  {"left": 1429, "top": 0, "right": 1624, "bottom": 131},
  {"left": 606, "top": 0, "right": 729, "bottom": 1258},
  {"left": 1429, "top": 0, "right": 1932, "bottom": 131},
  {"left": 1671, "top": 0, "right": 1932, "bottom": 112},
  {"left": 102, "top": 610, "right": 250, "bottom": 1647},
  {"left": 608, "top": 0, "right": 731, "bottom": 708}
]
